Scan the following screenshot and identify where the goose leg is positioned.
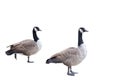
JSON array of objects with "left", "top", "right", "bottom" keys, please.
[
  {"left": 14, "top": 53, "right": 17, "bottom": 60},
  {"left": 67, "top": 66, "right": 75, "bottom": 76},
  {"left": 67, "top": 66, "right": 78, "bottom": 76},
  {"left": 70, "top": 67, "right": 78, "bottom": 74},
  {"left": 27, "top": 56, "right": 34, "bottom": 63}
]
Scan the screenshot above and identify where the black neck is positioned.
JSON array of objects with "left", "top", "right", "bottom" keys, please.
[
  {"left": 78, "top": 31, "right": 83, "bottom": 46},
  {"left": 33, "top": 29, "right": 39, "bottom": 42}
]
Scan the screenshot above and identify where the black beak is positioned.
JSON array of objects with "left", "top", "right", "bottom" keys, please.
[
  {"left": 39, "top": 29, "right": 42, "bottom": 31},
  {"left": 85, "top": 30, "right": 88, "bottom": 32}
]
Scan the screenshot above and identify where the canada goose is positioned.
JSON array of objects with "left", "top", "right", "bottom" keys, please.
[
  {"left": 6, "top": 26, "right": 42, "bottom": 63},
  {"left": 46, "top": 27, "right": 88, "bottom": 76}
]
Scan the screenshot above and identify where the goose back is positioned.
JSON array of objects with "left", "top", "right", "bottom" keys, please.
[
  {"left": 50, "top": 47, "right": 83, "bottom": 66},
  {"left": 10, "top": 39, "right": 39, "bottom": 56}
]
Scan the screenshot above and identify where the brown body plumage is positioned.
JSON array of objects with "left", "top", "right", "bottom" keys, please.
[
  {"left": 9, "top": 39, "right": 39, "bottom": 56},
  {"left": 50, "top": 47, "right": 82, "bottom": 66}
]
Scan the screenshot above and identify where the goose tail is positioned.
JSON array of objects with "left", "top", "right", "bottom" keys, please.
[
  {"left": 46, "top": 57, "right": 62, "bottom": 64},
  {"left": 5, "top": 49, "right": 14, "bottom": 55}
]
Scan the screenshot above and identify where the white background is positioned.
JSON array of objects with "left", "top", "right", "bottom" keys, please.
[{"left": 0, "top": 0, "right": 120, "bottom": 80}]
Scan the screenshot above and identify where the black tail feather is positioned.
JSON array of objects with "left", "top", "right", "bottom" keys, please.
[
  {"left": 46, "top": 57, "right": 62, "bottom": 64},
  {"left": 6, "top": 50, "right": 14, "bottom": 55},
  {"left": 46, "top": 59, "right": 52, "bottom": 64}
]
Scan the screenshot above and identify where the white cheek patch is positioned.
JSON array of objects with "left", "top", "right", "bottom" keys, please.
[
  {"left": 34, "top": 27, "right": 38, "bottom": 32},
  {"left": 80, "top": 29, "right": 84, "bottom": 33}
]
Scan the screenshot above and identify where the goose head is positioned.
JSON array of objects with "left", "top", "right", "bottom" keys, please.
[
  {"left": 79, "top": 27, "right": 88, "bottom": 33},
  {"left": 33, "top": 26, "right": 42, "bottom": 32}
]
